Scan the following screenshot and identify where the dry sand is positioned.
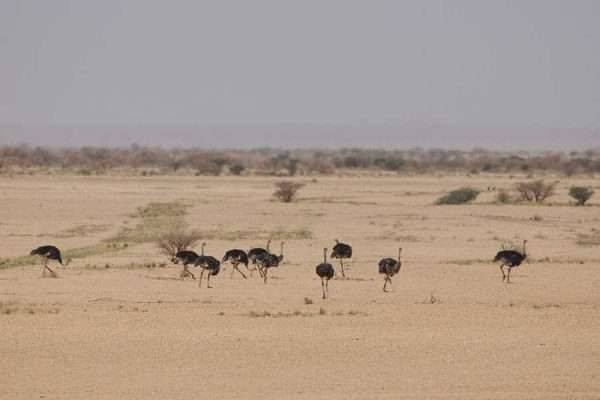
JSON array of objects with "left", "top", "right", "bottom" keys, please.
[{"left": 1, "top": 174, "right": 599, "bottom": 399}]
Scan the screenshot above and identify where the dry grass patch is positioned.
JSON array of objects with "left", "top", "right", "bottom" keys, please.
[
  {"left": 246, "top": 308, "right": 367, "bottom": 318},
  {"left": 576, "top": 230, "right": 600, "bottom": 246},
  {"left": 0, "top": 301, "right": 60, "bottom": 315}
]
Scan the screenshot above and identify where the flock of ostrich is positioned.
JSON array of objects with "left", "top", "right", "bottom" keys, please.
[{"left": 29, "top": 237, "right": 528, "bottom": 299}]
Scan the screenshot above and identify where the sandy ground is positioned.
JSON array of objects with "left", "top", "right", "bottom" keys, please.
[{"left": 1, "top": 174, "right": 599, "bottom": 399}]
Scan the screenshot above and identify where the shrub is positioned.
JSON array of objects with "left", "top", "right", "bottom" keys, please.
[
  {"left": 229, "top": 164, "right": 245, "bottom": 176},
  {"left": 157, "top": 230, "right": 202, "bottom": 257},
  {"left": 435, "top": 187, "right": 480, "bottom": 205},
  {"left": 569, "top": 186, "right": 594, "bottom": 206},
  {"left": 496, "top": 189, "right": 512, "bottom": 204},
  {"left": 273, "top": 181, "right": 305, "bottom": 203},
  {"left": 515, "top": 180, "right": 557, "bottom": 203}
]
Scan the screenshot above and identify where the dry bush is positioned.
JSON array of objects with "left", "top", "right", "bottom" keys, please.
[
  {"left": 495, "top": 189, "right": 512, "bottom": 204},
  {"left": 157, "top": 230, "right": 202, "bottom": 257},
  {"left": 569, "top": 186, "right": 594, "bottom": 206},
  {"left": 435, "top": 187, "right": 480, "bottom": 205},
  {"left": 273, "top": 181, "right": 305, "bottom": 203},
  {"left": 515, "top": 180, "right": 557, "bottom": 203}
]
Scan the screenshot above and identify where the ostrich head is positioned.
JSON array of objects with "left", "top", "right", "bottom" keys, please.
[
  {"left": 323, "top": 248, "right": 328, "bottom": 263},
  {"left": 398, "top": 248, "right": 403, "bottom": 261},
  {"left": 334, "top": 239, "right": 340, "bottom": 244},
  {"left": 266, "top": 239, "right": 272, "bottom": 251},
  {"left": 201, "top": 242, "right": 206, "bottom": 256},
  {"left": 522, "top": 240, "right": 527, "bottom": 257}
]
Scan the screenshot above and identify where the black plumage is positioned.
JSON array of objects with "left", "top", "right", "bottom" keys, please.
[
  {"left": 248, "top": 239, "right": 271, "bottom": 265},
  {"left": 222, "top": 249, "right": 249, "bottom": 279},
  {"left": 331, "top": 239, "right": 352, "bottom": 277},
  {"left": 30, "top": 245, "right": 63, "bottom": 277},
  {"left": 255, "top": 242, "right": 284, "bottom": 284},
  {"left": 172, "top": 250, "right": 199, "bottom": 279},
  {"left": 378, "top": 248, "right": 402, "bottom": 292},
  {"left": 194, "top": 244, "right": 221, "bottom": 288},
  {"left": 494, "top": 240, "right": 527, "bottom": 283},
  {"left": 315, "top": 248, "right": 335, "bottom": 299}
]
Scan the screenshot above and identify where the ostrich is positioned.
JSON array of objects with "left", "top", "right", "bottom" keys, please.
[
  {"left": 194, "top": 243, "right": 221, "bottom": 288},
  {"left": 248, "top": 239, "right": 272, "bottom": 277},
  {"left": 378, "top": 248, "right": 402, "bottom": 292},
  {"left": 30, "top": 245, "right": 63, "bottom": 277},
  {"left": 171, "top": 250, "right": 199, "bottom": 279},
  {"left": 331, "top": 239, "right": 352, "bottom": 277},
  {"left": 256, "top": 241, "right": 285, "bottom": 284},
  {"left": 248, "top": 239, "right": 271, "bottom": 265},
  {"left": 222, "top": 249, "right": 249, "bottom": 279},
  {"left": 494, "top": 240, "right": 527, "bottom": 283},
  {"left": 315, "top": 248, "right": 335, "bottom": 299}
]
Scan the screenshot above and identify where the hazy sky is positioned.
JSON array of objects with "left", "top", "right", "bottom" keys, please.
[{"left": 1, "top": 1, "right": 599, "bottom": 148}]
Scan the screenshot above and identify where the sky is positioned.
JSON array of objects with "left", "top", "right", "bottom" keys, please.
[{"left": 1, "top": 0, "right": 599, "bottom": 149}]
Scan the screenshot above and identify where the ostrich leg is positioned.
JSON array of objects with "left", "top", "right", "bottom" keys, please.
[
  {"left": 263, "top": 268, "right": 268, "bottom": 284},
  {"left": 321, "top": 279, "right": 326, "bottom": 299},
  {"left": 42, "top": 257, "right": 57, "bottom": 277},
  {"left": 499, "top": 264, "right": 506, "bottom": 282},
  {"left": 198, "top": 270, "right": 205, "bottom": 288},
  {"left": 207, "top": 272, "right": 213, "bottom": 288},
  {"left": 506, "top": 267, "right": 512, "bottom": 283},
  {"left": 233, "top": 263, "right": 247, "bottom": 279},
  {"left": 340, "top": 259, "right": 345, "bottom": 278},
  {"left": 325, "top": 279, "right": 329, "bottom": 298},
  {"left": 45, "top": 264, "right": 57, "bottom": 277}
]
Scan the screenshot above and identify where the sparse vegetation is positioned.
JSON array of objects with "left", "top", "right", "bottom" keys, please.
[
  {"left": 515, "top": 180, "right": 557, "bottom": 203},
  {"left": 273, "top": 181, "right": 305, "bottom": 203},
  {"left": 435, "top": 187, "right": 480, "bottom": 205},
  {"left": 2, "top": 145, "right": 599, "bottom": 176},
  {"left": 495, "top": 190, "right": 512, "bottom": 204},
  {"left": 576, "top": 230, "right": 600, "bottom": 246},
  {"left": 157, "top": 229, "right": 202, "bottom": 257},
  {"left": 421, "top": 292, "right": 442, "bottom": 304},
  {"left": 569, "top": 186, "right": 594, "bottom": 206}
]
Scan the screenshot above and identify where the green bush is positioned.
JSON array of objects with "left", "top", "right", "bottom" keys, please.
[
  {"left": 569, "top": 186, "right": 594, "bottom": 206},
  {"left": 436, "top": 187, "right": 480, "bottom": 205}
]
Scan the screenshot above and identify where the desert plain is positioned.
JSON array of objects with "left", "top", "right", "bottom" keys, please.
[{"left": 1, "top": 174, "right": 599, "bottom": 399}]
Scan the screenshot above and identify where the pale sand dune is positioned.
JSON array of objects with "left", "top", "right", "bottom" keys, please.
[{"left": 1, "top": 175, "right": 599, "bottom": 399}]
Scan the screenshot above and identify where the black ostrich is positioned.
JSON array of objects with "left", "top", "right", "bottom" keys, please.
[
  {"left": 331, "top": 239, "right": 352, "bottom": 277},
  {"left": 248, "top": 239, "right": 271, "bottom": 277},
  {"left": 378, "top": 248, "right": 402, "bottom": 292},
  {"left": 222, "top": 249, "right": 249, "bottom": 279},
  {"left": 171, "top": 250, "right": 199, "bottom": 279},
  {"left": 248, "top": 239, "right": 271, "bottom": 265},
  {"left": 315, "top": 248, "right": 335, "bottom": 299},
  {"left": 30, "top": 245, "right": 63, "bottom": 277},
  {"left": 494, "top": 240, "right": 527, "bottom": 283},
  {"left": 256, "top": 241, "right": 285, "bottom": 284},
  {"left": 194, "top": 243, "right": 221, "bottom": 288}
]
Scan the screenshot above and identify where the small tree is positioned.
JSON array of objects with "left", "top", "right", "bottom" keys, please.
[
  {"left": 435, "top": 187, "right": 480, "bottom": 205},
  {"left": 157, "top": 230, "right": 202, "bottom": 257},
  {"left": 569, "top": 186, "right": 594, "bottom": 206},
  {"left": 515, "top": 180, "right": 557, "bottom": 203},
  {"left": 273, "top": 181, "right": 305, "bottom": 203}
]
